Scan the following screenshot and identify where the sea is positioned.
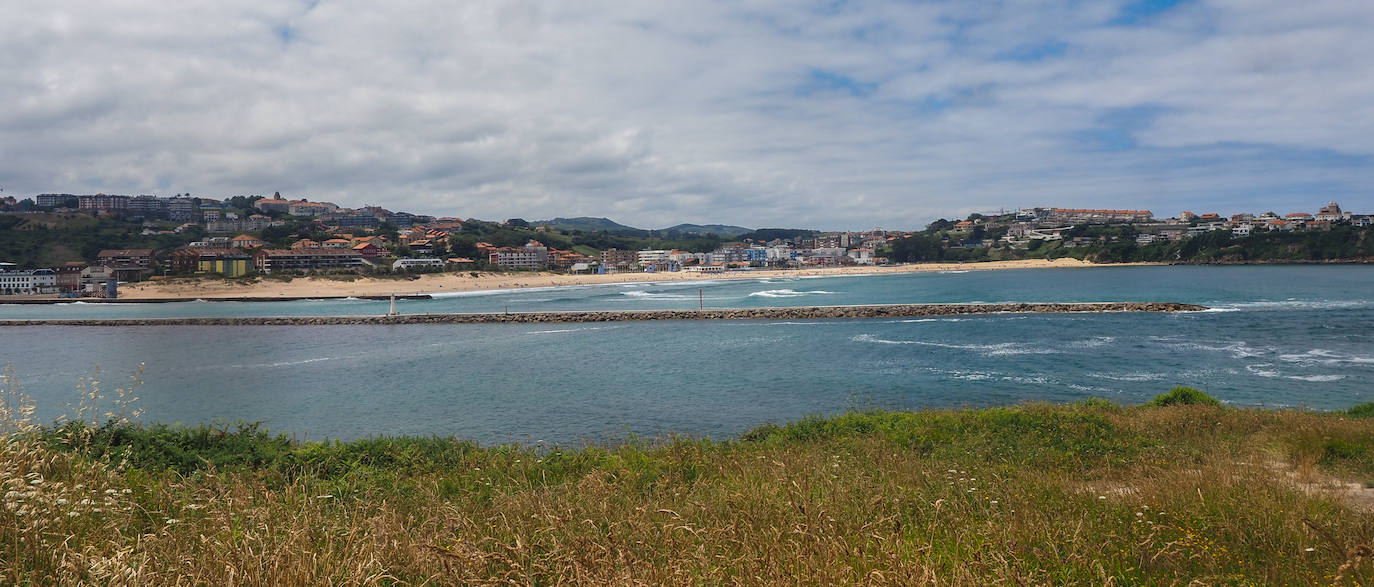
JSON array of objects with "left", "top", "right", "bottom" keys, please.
[{"left": 1, "top": 265, "right": 1370, "bottom": 445}]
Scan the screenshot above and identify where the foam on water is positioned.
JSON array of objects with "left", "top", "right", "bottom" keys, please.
[
  {"left": 621, "top": 290, "right": 704, "bottom": 300},
  {"left": 1278, "top": 349, "right": 1374, "bottom": 366},
  {"left": 747, "top": 289, "right": 838, "bottom": 298},
  {"left": 851, "top": 334, "right": 1058, "bottom": 356},
  {"left": 1287, "top": 374, "right": 1345, "bottom": 382}
]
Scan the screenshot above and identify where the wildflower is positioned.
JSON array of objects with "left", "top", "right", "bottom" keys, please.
[
  {"left": 990, "top": 500, "right": 999, "bottom": 505},
  {"left": 121, "top": 489, "right": 132, "bottom": 494},
  {"left": 104, "top": 489, "right": 118, "bottom": 495},
  {"left": 67, "top": 511, "right": 80, "bottom": 517},
  {"left": 186, "top": 503, "right": 205, "bottom": 510},
  {"left": 165, "top": 518, "right": 179, "bottom": 524},
  {"left": 1135, "top": 512, "right": 1143, "bottom": 517}
]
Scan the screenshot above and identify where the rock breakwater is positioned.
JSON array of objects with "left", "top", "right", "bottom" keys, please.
[{"left": 0, "top": 302, "right": 1206, "bottom": 327}]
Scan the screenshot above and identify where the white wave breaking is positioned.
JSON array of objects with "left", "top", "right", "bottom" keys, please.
[
  {"left": 850, "top": 334, "right": 1059, "bottom": 356},
  {"left": 747, "top": 288, "right": 838, "bottom": 298}
]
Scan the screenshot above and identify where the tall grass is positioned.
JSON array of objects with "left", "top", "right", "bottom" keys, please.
[{"left": 2, "top": 371, "right": 1373, "bottom": 583}]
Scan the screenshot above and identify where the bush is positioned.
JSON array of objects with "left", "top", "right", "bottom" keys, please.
[
  {"left": 1148, "top": 386, "right": 1221, "bottom": 407},
  {"left": 1347, "top": 403, "right": 1374, "bottom": 418},
  {"left": 1079, "top": 397, "right": 1120, "bottom": 410}
]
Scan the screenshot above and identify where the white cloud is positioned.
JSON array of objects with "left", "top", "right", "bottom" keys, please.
[{"left": 0, "top": 0, "right": 1370, "bottom": 229}]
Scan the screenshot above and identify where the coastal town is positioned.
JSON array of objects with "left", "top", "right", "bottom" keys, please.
[{"left": 0, "top": 191, "right": 1368, "bottom": 297}]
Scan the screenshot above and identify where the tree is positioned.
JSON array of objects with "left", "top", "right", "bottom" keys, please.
[{"left": 506, "top": 218, "right": 530, "bottom": 228}]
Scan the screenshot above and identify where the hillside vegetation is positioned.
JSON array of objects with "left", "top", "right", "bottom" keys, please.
[
  {"left": 889, "top": 224, "right": 1374, "bottom": 265},
  {"left": 3, "top": 380, "right": 1373, "bottom": 584},
  {"left": 0, "top": 214, "right": 205, "bottom": 269}
]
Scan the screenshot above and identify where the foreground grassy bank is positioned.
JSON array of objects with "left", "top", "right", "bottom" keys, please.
[{"left": 5, "top": 395, "right": 1374, "bottom": 584}]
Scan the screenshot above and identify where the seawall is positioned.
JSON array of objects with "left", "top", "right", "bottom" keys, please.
[{"left": 0, "top": 302, "right": 1206, "bottom": 326}]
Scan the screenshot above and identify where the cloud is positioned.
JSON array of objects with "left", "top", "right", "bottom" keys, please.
[{"left": 0, "top": 0, "right": 1370, "bottom": 229}]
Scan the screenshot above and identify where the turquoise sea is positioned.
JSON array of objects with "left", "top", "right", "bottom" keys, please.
[{"left": 2, "top": 265, "right": 1371, "bottom": 444}]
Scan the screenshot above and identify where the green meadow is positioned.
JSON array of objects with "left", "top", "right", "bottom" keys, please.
[{"left": 3, "top": 378, "right": 1373, "bottom": 584}]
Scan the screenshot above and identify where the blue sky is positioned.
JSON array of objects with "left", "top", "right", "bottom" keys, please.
[{"left": 0, "top": 0, "right": 1370, "bottom": 230}]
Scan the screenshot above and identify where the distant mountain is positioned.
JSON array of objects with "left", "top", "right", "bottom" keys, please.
[
  {"left": 660, "top": 223, "right": 754, "bottom": 237},
  {"left": 533, "top": 217, "right": 645, "bottom": 234}
]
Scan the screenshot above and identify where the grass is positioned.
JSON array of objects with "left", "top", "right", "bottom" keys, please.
[{"left": 3, "top": 391, "right": 1374, "bottom": 583}]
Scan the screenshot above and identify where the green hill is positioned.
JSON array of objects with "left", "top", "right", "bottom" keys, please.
[
  {"left": 532, "top": 217, "right": 645, "bottom": 234},
  {"left": 661, "top": 223, "right": 754, "bottom": 237}
]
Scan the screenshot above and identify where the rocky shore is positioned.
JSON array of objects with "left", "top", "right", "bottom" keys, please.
[{"left": 0, "top": 302, "right": 1206, "bottom": 326}]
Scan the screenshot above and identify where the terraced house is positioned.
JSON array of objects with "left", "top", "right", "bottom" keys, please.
[{"left": 252, "top": 248, "right": 364, "bottom": 273}]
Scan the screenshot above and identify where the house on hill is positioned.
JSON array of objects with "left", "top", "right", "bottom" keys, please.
[
  {"left": 96, "top": 249, "right": 154, "bottom": 281},
  {"left": 231, "top": 234, "right": 266, "bottom": 249},
  {"left": 352, "top": 242, "right": 384, "bottom": 258}
]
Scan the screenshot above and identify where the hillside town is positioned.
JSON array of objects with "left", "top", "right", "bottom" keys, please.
[{"left": 0, "top": 191, "right": 1369, "bottom": 297}]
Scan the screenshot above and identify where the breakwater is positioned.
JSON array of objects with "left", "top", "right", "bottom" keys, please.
[
  {"left": 0, "top": 294, "right": 433, "bottom": 304},
  {"left": 0, "top": 302, "right": 1205, "bottom": 326}
]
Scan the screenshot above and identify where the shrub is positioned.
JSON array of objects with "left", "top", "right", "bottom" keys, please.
[
  {"left": 1347, "top": 403, "right": 1374, "bottom": 418},
  {"left": 1148, "top": 386, "right": 1220, "bottom": 407},
  {"left": 1079, "top": 397, "right": 1120, "bottom": 410}
]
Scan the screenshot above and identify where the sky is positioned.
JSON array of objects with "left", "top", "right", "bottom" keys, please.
[{"left": 1, "top": 0, "right": 1371, "bottom": 231}]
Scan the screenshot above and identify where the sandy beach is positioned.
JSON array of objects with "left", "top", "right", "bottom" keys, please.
[{"left": 110, "top": 258, "right": 1153, "bottom": 300}]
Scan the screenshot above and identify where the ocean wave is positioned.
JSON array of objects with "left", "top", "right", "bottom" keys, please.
[
  {"left": 1278, "top": 349, "right": 1374, "bottom": 366},
  {"left": 1161, "top": 340, "right": 1269, "bottom": 359},
  {"left": 850, "top": 334, "right": 1058, "bottom": 356},
  {"left": 1087, "top": 371, "right": 1166, "bottom": 382},
  {"left": 1071, "top": 336, "right": 1117, "bottom": 348},
  {"left": 747, "top": 289, "right": 838, "bottom": 298},
  {"left": 1205, "top": 299, "right": 1374, "bottom": 312},
  {"left": 1068, "top": 383, "right": 1117, "bottom": 393},
  {"left": 621, "top": 290, "right": 700, "bottom": 300},
  {"left": 938, "top": 270, "right": 970, "bottom": 274},
  {"left": 1287, "top": 374, "right": 1345, "bottom": 382},
  {"left": 927, "top": 367, "right": 1053, "bottom": 384},
  {"left": 1245, "top": 364, "right": 1281, "bottom": 378}
]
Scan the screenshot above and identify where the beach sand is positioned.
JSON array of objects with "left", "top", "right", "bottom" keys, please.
[{"left": 113, "top": 258, "right": 1152, "bottom": 300}]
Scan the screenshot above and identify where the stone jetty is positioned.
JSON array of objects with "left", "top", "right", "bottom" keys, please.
[{"left": 0, "top": 302, "right": 1206, "bottom": 326}]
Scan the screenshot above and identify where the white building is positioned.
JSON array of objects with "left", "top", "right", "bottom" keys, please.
[
  {"left": 637, "top": 249, "right": 672, "bottom": 265},
  {"left": 489, "top": 241, "right": 549, "bottom": 269},
  {"left": 393, "top": 258, "right": 446, "bottom": 271},
  {"left": 0, "top": 268, "right": 58, "bottom": 295},
  {"left": 847, "top": 248, "right": 875, "bottom": 264}
]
